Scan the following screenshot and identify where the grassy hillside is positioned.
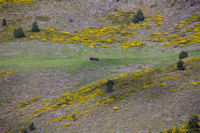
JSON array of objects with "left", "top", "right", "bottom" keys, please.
[{"left": 0, "top": 0, "right": 200, "bottom": 132}]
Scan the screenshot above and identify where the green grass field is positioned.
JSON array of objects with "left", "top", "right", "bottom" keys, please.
[{"left": 1, "top": 40, "right": 199, "bottom": 73}]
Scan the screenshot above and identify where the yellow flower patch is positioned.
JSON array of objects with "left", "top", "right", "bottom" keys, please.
[
  {"left": 113, "top": 106, "right": 120, "bottom": 110},
  {"left": 63, "top": 123, "right": 71, "bottom": 126}
]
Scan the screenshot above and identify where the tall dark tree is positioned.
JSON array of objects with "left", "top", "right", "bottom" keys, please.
[
  {"left": 31, "top": 21, "right": 40, "bottom": 32},
  {"left": 2, "top": 18, "right": 7, "bottom": 26},
  {"left": 132, "top": 9, "right": 145, "bottom": 23}
]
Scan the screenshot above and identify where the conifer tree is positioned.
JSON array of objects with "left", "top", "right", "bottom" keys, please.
[
  {"left": 106, "top": 80, "right": 114, "bottom": 93},
  {"left": 13, "top": 27, "right": 25, "bottom": 38},
  {"left": 2, "top": 18, "right": 7, "bottom": 26},
  {"left": 132, "top": 9, "right": 145, "bottom": 23},
  {"left": 31, "top": 21, "right": 40, "bottom": 32}
]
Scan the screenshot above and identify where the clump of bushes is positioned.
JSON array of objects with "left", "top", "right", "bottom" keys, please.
[
  {"left": 177, "top": 60, "right": 185, "bottom": 70},
  {"left": 13, "top": 27, "right": 25, "bottom": 38},
  {"left": 179, "top": 51, "right": 188, "bottom": 59},
  {"left": 31, "top": 21, "right": 40, "bottom": 32},
  {"left": 2, "top": 18, "right": 7, "bottom": 26},
  {"left": 132, "top": 9, "right": 145, "bottom": 23},
  {"left": 106, "top": 80, "right": 114, "bottom": 93},
  {"left": 177, "top": 51, "right": 188, "bottom": 70}
]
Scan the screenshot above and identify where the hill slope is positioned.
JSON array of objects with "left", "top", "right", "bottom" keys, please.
[
  {"left": 0, "top": 0, "right": 200, "bottom": 132},
  {"left": 1, "top": 57, "right": 200, "bottom": 132}
]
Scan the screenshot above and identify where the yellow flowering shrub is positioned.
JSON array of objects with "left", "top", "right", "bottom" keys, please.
[
  {"left": 113, "top": 106, "right": 120, "bottom": 110},
  {"left": 16, "top": 96, "right": 40, "bottom": 107}
]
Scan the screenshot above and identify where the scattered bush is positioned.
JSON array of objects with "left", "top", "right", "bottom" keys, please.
[
  {"left": 106, "top": 80, "right": 114, "bottom": 93},
  {"left": 2, "top": 18, "right": 7, "bottom": 26},
  {"left": 179, "top": 51, "right": 188, "bottom": 59},
  {"left": 31, "top": 21, "right": 40, "bottom": 32},
  {"left": 132, "top": 9, "right": 144, "bottom": 23},
  {"left": 177, "top": 60, "right": 185, "bottom": 70},
  {"left": 187, "top": 115, "right": 200, "bottom": 133},
  {"left": 29, "top": 122, "right": 36, "bottom": 131},
  {"left": 13, "top": 27, "right": 25, "bottom": 38}
]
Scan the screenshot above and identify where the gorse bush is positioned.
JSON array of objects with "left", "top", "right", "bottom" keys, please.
[
  {"left": 132, "top": 9, "right": 144, "bottom": 23},
  {"left": 179, "top": 51, "right": 188, "bottom": 59},
  {"left": 2, "top": 18, "right": 7, "bottom": 26},
  {"left": 31, "top": 21, "right": 40, "bottom": 32},
  {"left": 177, "top": 60, "right": 185, "bottom": 70},
  {"left": 13, "top": 27, "right": 25, "bottom": 38},
  {"left": 106, "top": 80, "right": 114, "bottom": 93},
  {"left": 187, "top": 115, "right": 200, "bottom": 133}
]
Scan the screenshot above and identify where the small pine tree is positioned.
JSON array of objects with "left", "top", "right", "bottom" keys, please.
[
  {"left": 2, "top": 18, "right": 7, "bottom": 26},
  {"left": 177, "top": 60, "right": 185, "bottom": 70},
  {"left": 106, "top": 80, "right": 114, "bottom": 93},
  {"left": 13, "top": 27, "right": 25, "bottom": 38},
  {"left": 72, "top": 114, "right": 77, "bottom": 121},
  {"left": 31, "top": 21, "right": 40, "bottom": 32},
  {"left": 187, "top": 115, "right": 200, "bottom": 133},
  {"left": 179, "top": 51, "right": 188, "bottom": 59},
  {"left": 132, "top": 9, "right": 145, "bottom": 23},
  {"left": 29, "top": 122, "right": 36, "bottom": 131}
]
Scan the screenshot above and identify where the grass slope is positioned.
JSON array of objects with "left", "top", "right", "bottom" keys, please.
[{"left": 0, "top": 40, "right": 199, "bottom": 72}]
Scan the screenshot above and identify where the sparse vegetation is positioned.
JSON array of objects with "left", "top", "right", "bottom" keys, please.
[{"left": 13, "top": 27, "right": 25, "bottom": 38}]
